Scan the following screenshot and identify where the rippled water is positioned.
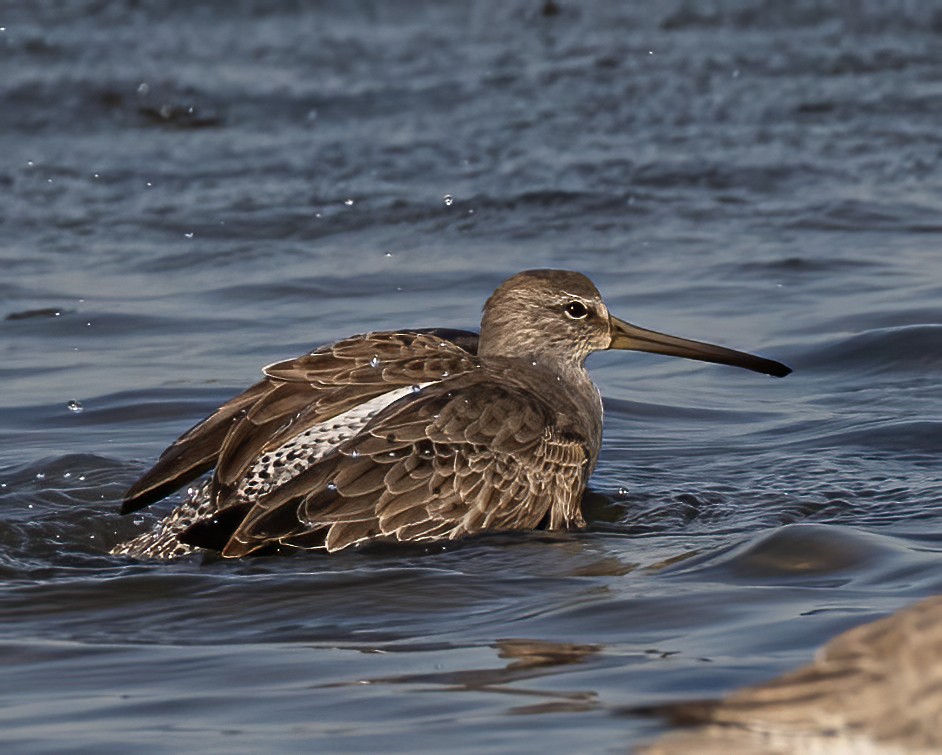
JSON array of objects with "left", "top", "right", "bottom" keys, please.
[{"left": 2, "top": 1, "right": 941, "bottom": 751}]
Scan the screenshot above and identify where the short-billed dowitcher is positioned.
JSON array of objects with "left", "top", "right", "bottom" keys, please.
[{"left": 113, "top": 270, "right": 790, "bottom": 559}]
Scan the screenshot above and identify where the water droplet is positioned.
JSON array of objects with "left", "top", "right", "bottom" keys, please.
[
  {"left": 618, "top": 487, "right": 630, "bottom": 496},
  {"left": 78, "top": 475, "right": 85, "bottom": 481},
  {"left": 26, "top": 160, "right": 34, "bottom": 167},
  {"left": 63, "top": 472, "right": 71, "bottom": 478},
  {"left": 443, "top": 194, "right": 454, "bottom": 206},
  {"left": 36, "top": 472, "right": 45, "bottom": 480},
  {"left": 67, "top": 400, "right": 83, "bottom": 413},
  {"left": 146, "top": 182, "right": 152, "bottom": 187},
  {"left": 441, "top": 371, "right": 449, "bottom": 378},
  {"left": 350, "top": 449, "right": 360, "bottom": 459},
  {"left": 369, "top": 355, "right": 380, "bottom": 368},
  {"left": 137, "top": 82, "right": 149, "bottom": 95},
  {"left": 184, "top": 232, "right": 194, "bottom": 239},
  {"left": 315, "top": 212, "right": 322, "bottom": 218},
  {"left": 344, "top": 198, "right": 354, "bottom": 206},
  {"left": 411, "top": 384, "right": 423, "bottom": 394},
  {"left": 28, "top": 503, "right": 34, "bottom": 509},
  {"left": 326, "top": 481, "right": 338, "bottom": 492},
  {"left": 384, "top": 252, "right": 393, "bottom": 258},
  {"left": 531, "top": 360, "right": 538, "bottom": 367},
  {"left": 467, "top": 208, "right": 474, "bottom": 215},
  {"left": 92, "top": 173, "right": 99, "bottom": 179}
]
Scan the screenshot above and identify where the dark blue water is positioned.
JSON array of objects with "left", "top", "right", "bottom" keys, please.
[{"left": 2, "top": 1, "right": 941, "bottom": 751}]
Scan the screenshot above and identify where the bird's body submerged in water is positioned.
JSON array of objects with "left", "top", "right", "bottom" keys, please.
[{"left": 113, "top": 270, "right": 790, "bottom": 560}]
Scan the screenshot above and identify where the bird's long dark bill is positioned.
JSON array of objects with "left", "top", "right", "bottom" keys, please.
[{"left": 609, "top": 316, "right": 791, "bottom": 377}]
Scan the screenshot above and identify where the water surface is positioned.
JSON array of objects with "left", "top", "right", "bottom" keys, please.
[{"left": 2, "top": 1, "right": 941, "bottom": 752}]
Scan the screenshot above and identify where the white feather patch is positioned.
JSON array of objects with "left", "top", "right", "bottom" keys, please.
[{"left": 236, "top": 383, "right": 432, "bottom": 499}]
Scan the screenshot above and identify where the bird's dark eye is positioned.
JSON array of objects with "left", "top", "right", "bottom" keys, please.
[{"left": 564, "top": 301, "right": 589, "bottom": 319}]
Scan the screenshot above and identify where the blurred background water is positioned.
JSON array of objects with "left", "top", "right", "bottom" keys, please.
[{"left": 1, "top": 1, "right": 941, "bottom": 751}]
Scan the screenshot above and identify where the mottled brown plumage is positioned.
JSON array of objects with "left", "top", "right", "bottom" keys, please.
[
  {"left": 113, "top": 270, "right": 789, "bottom": 559},
  {"left": 641, "top": 596, "right": 942, "bottom": 754}
]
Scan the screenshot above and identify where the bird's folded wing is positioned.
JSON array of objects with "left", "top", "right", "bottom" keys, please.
[
  {"left": 121, "top": 379, "right": 272, "bottom": 514},
  {"left": 218, "top": 376, "right": 589, "bottom": 557},
  {"left": 121, "top": 330, "right": 477, "bottom": 515}
]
